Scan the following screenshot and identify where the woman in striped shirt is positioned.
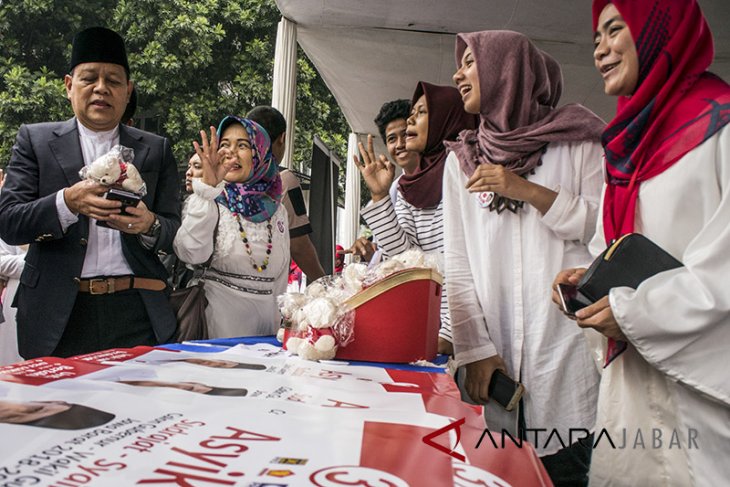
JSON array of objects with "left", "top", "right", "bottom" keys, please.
[{"left": 356, "top": 82, "right": 476, "bottom": 355}]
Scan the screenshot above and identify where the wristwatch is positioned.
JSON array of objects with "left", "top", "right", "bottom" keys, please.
[{"left": 142, "top": 215, "right": 161, "bottom": 238}]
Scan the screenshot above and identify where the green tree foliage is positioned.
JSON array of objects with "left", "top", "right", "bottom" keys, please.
[
  {"left": 0, "top": 0, "right": 111, "bottom": 163},
  {"left": 0, "top": 0, "right": 349, "bottom": 178}
]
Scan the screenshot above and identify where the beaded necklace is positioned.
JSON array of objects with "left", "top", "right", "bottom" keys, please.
[{"left": 234, "top": 213, "right": 273, "bottom": 272}]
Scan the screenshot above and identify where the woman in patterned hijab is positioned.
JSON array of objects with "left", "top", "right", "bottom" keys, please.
[
  {"left": 174, "top": 116, "right": 289, "bottom": 339},
  {"left": 214, "top": 116, "right": 283, "bottom": 223}
]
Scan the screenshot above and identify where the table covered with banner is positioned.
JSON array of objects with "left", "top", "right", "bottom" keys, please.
[{"left": 0, "top": 337, "right": 552, "bottom": 486}]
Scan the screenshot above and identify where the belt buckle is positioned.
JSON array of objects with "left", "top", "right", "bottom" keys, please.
[{"left": 89, "top": 278, "right": 114, "bottom": 295}]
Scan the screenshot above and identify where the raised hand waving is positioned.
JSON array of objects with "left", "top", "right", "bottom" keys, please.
[
  {"left": 194, "top": 126, "right": 235, "bottom": 187},
  {"left": 354, "top": 134, "right": 396, "bottom": 202}
]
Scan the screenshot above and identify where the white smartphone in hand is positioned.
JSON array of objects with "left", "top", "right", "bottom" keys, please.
[{"left": 556, "top": 283, "right": 591, "bottom": 317}]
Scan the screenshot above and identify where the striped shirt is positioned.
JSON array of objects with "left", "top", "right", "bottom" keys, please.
[{"left": 361, "top": 193, "right": 451, "bottom": 342}]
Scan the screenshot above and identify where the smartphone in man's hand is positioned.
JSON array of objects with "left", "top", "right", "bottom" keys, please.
[{"left": 97, "top": 188, "right": 141, "bottom": 227}]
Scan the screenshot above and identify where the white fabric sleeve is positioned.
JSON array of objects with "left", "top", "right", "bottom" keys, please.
[
  {"left": 0, "top": 239, "right": 24, "bottom": 279},
  {"left": 541, "top": 140, "right": 604, "bottom": 244},
  {"left": 443, "top": 153, "right": 497, "bottom": 366},
  {"left": 173, "top": 179, "right": 223, "bottom": 265},
  {"left": 611, "top": 128, "right": 730, "bottom": 406},
  {"left": 55, "top": 189, "right": 78, "bottom": 232}
]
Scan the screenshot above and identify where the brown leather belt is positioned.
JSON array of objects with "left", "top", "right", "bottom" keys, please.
[{"left": 77, "top": 276, "right": 166, "bottom": 294}]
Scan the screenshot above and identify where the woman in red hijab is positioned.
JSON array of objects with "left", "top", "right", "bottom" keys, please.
[{"left": 553, "top": 1, "right": 730, "bottom": 484}]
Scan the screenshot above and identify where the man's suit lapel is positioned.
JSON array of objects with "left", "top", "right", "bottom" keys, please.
[
  {"left": 48, "top": 118, "right": 84, "bottom": 186},
  {"left": 47, "top": 118, "right": 91, "bottom": 237},
  {"left": 120, "top": 125, "right": 150, "bottom": 172}
]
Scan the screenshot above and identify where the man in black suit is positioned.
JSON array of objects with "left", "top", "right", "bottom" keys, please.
[{"left": 0, "top": 27, "right": 181, "bottom": 359}]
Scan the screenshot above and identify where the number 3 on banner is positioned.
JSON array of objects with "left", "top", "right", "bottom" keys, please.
[
  {"left": 309, "top": 466, "right": 408, "bottom": 487},
  {"left": 453, "top": 464, "right": 512, "bottom": 487}
]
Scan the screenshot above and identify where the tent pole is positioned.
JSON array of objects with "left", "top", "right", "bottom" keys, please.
[
  {"left": 271, "top": 17, "right": 298, "bottom": 170},
  {"left": 342, "top": 132, "right": 362, "bottom": 261}
]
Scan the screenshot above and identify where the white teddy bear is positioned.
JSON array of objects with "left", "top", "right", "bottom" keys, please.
[
  {"left": 278, "top": 293, "right": 310, "bottom": 356},
  {"left": 282, "top": 297, "right": 340, "bottom": 361},
  {"left": 295, "top": 297, "right": 339, "bottom": 361},
  {"left": 81, "top": 145, "right": 147, "bottom": 195}
]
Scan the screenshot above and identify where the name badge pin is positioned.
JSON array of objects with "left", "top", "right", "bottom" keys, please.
[{"left": 477, "top": 191, "right": 494, "bottom": 208}]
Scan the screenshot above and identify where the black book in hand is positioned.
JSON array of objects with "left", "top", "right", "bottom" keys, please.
[{"left": 576, "top": 233, "right": 683, "bottom": 305}]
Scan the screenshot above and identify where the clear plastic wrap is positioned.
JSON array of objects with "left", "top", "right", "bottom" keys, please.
[
  {"left": 79, "top": 144, "right": 147, "bottom": 196},
  {"left": 331, "top": 306, "right": 355, "bottom": 347}
]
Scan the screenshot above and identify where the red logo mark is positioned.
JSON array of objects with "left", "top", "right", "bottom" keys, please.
[{"left": 422, "top": 418, "right": 466, "bottom": 462}]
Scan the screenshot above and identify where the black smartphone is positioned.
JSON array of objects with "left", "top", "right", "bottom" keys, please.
[
  {"left": 556, "top": 283, "right": 591, "bottom": 317},
  {"left": 488, "top": 369, "right": 524, "bottom": 412},
  {"left": 97, "top": 188, "right": 141, "bottom": 227}
]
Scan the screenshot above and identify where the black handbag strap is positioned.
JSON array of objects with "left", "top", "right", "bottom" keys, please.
[
  {"left": 173, "top": 206, "right": 221, "bottom": 289},
  {"left": 198, "top": 209, "right": 221, "bottom": 281}
]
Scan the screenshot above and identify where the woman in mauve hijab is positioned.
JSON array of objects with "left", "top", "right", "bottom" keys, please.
[
  {"left": 444, "top": 30, "right": 605, "bottom": 484},
  {"left": 553, "top": 1, "right": 730, "bottom": 484}
]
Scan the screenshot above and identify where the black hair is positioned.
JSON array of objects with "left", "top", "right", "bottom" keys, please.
[
  {"left": 246, "top": 105, "right": 287, "bottom": 141},
  {"left": 205, "top": 387, "right": 249, "bottom": 397},
  {"left": 22, "top": 403, "right": 115, "bottom": 430},
  {"left": 374, "top": 99, "right": 411, "bottom": 143}
]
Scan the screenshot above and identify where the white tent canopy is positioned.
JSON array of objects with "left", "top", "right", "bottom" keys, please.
[
  {"left": 277, "top": 0, "right": 729, "bottom": 132},
  {"left": 272, "top": 0, "right": 730, "bottom": 247}
]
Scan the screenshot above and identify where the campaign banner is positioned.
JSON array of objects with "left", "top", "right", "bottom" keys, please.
[
  {"left": 0, "top": 348, "right": 468, "bottom": 419},
  {"left": 74, "top": 345, "right": 451, "bottom": 390},
  {"left": 0, "top": 346, "right": 551, "bottom": 486},
  {"left": 68, "top": 345, "right": 460, "bottom": 400}
]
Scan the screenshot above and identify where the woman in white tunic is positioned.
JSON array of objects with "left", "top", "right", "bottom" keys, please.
[
  {"left": 553, "top": 1, "right": 730, "bottom": 485},
  {"left": 174, "top": 116, "right": 289, "bottom": 338},
  {"left": 0, "top": 238, "right": 25, "bottom": 365},
  {"left": 444, "top": 30, "right": 605, "bottom": 484}
]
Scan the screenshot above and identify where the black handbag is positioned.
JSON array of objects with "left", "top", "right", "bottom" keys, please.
[
  {"left": 169, "top": 280, "right": 209, "bottom": 342},
  {"left": 577, "top": 233, "right": 683, "bottom": 303},
  {"left": 169, "top": 215, "right": 219, "bottom": 342}
]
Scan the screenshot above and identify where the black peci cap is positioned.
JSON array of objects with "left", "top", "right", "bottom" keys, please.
[{"left": 70, "top": 27, "right": 129, "bottom": 75}]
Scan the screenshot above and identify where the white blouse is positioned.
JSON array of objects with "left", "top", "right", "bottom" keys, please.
[
  {"left": 0, "top": 238, "right": 25, "bottom": 365},
  {"left": 174, "top": 179, "right": 289, "bottom": 338},
  {"left": 589, "top": 125, "right": 730, "bottom": 486},
  {"left": 443, "top": 140, "right": 604, "bottom": 455}
]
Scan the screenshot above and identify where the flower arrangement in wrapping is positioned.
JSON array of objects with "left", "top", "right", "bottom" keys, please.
[
  {"left": 79, "top": 145, "right": 147, "bottom": 196},
  {"left": 277, "top": 277, "right": 356, "bottom": 361},
  {"left": 277, "top": 249, "right": 440, "bottom": 361}
]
